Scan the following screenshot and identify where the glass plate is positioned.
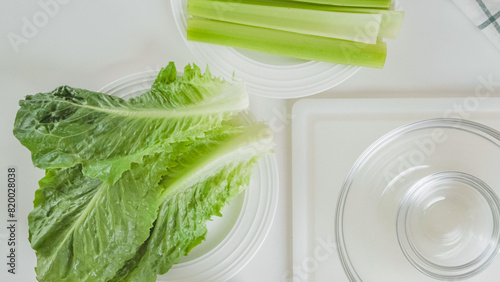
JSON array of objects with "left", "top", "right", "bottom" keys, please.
[
  {"left": 99, "top": 71, "right": 279, "bottom": 282},
  {"left": 336, "top": 119, "right": 500, "bottom": 281},
  {"left": 170, "top": 0, "right": 360, "bottom": 98}
]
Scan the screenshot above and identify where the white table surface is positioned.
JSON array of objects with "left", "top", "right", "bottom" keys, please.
[{"left": 1, "top": 0, "right": 500, "bottom": 281}]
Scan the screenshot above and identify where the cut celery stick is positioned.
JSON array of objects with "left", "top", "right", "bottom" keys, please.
[
  {"left": 289, "top": 0, "right": 392, "bottom": 8},
  {"left": 193, "top": 0, "right": 404, "bottom": 39},
  {"left": 187, "top": 18, "right": 387, "bottom": 68},
  {"left": 188, "top": 0, "right": 382, "bottom": 44}
]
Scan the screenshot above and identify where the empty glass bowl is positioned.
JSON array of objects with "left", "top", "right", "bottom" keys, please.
[{"left": 336, "top": 119, "right": 500, "bottom": 281}]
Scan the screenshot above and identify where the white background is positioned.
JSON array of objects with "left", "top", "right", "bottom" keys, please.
[{"left": 1, "top": 0, "right": 500, "bottom": 281}]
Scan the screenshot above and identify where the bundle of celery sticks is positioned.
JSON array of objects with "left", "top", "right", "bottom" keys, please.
[{"left": 186, "top": 0, "right": 404, "bottom": 68}]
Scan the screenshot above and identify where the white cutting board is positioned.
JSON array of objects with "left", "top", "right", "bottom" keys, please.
[{"left": 292, "top": 98, "right": 500, "bottom": 282}]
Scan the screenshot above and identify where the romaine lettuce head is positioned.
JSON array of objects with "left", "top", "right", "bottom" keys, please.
[{"left": 15, "top": 62, "right": 273, "bottom": 282}]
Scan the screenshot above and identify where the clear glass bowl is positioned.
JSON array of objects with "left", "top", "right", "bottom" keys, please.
[{"left": 336, "top": 119, "right": 500, "bottom": 281}]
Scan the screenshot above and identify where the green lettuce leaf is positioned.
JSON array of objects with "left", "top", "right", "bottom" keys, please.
[
  {"left": 28, "top": 152, "right": 178, "bottom": 282},
  {"left": 14, "top": 63, "right": 248, "bottom": 184},
  {"left": 111, "top": 122, "right": 273, "bottom": 281}
]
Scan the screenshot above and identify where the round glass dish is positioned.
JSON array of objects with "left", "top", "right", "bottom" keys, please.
[
  {"left": 170, "top": 0, "right": 360, "bottom": 98},
  {"left": 336, "top": 119, "right": 500, "bottom": 281},
  {"left": 99, "top": 71, "right": 279, "bottom": 282}
]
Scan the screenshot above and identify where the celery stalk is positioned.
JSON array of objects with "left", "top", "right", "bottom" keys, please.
[
  {"left": 188, "top": 0, "right": 382, "bottom": 44},
  {"left": 191, "top": 0, "right": 404, "bottom": 39},
  {"left": 187, "top": 18, "right": 387, "bottom": 68},
  {"left": 288, "top": 0, "right": 392, "bottom": 8}
]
